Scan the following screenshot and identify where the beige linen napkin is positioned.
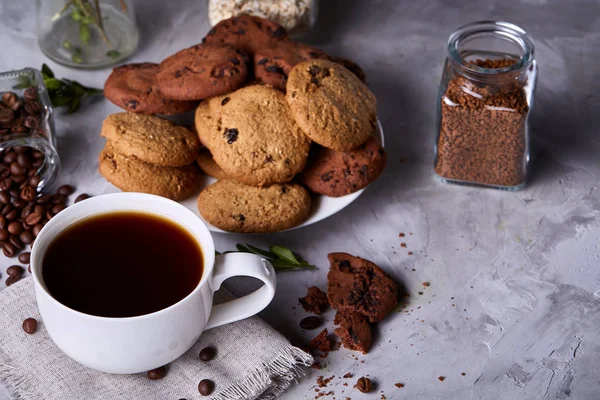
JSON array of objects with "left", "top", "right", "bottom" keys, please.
[{"left": 0, "top": 278, "right": 312, "bottom": 400}]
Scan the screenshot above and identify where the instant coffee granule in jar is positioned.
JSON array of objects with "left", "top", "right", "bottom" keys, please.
[{"left": 434, "top": 21, "right": 538, "bottom": 190}]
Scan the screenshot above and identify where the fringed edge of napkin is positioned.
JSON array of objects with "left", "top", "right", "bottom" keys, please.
[
  {"left": 0, "top": 350, "right": 37, "bottom": 400},
  {"left": 213, "top": 345, "right": 313, "bottom": 400}
]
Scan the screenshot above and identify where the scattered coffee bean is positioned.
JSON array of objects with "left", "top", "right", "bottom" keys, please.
[
  {"left": 5, "top": 273, "right": 21, "bottom": 286},
  {"left": 33, "top": 204, "right": 44, "bottom": 215},
  {"left": 20, "top": 230, "right": 34, "bottom": 244},
  {"left": 25, "top": 212, "right": 42, "bottom": 226},
  {"left": 198, "top": 379, "right": 215, "bottom": 396},
  {"left": 355, "top": 377, "right": 373, "bottom": 393},
  {"left": 3, "top": 152, "right": 16, "bottom": 164},
  {"left": 10, "top": 235, "right": 23, "bottom": 250},
  {"left": 20, "top": 186, "right": 35, "bottom": 201},
  {"left": 199, "top": 347, "right": 216, "bottom": 361},
  {"left": 5, "top": 209, "right": 18, "bottom": 221},
  {"left": 32, "top": 223, "right": 43, "bottom": 237},
  {"left": 0, "top": 191, "right": 9, "bottom": 204},
  {"left": 299, "top": 316, "right": 323, "bottom": 330},
  {"left": 0, "top": 178, "right": 11, "bottom": 191},
  {"left": 57, "top": 184, "right": 74, "bottom": 196},
  {"left": 36, "top": 194, "right": 52, "bottom": 204},
  {"left": 51, "top": 204, "right": 66, "bottom": 215},
  {"left": 22, "top": 318, "right": 37, "bottom": 334},
  {"left": 8, "top": 221, "right": 23, "bottom": 235},
  {"left": 75, "top": 193, "right": 90, "bottom": 203},
  {"left": 3, "top": 242, "right": 16, "bottom": 257},
  {"left": 53, "top": 194, "right": 67, "bottom": 204},
  {"left": 21, "top": 204, "right": 33, "bottom": 219},
  {"left": 10, "top": 162, "right": 25, "bottom": 176},
  {"left": 0, "top": 215, "right": 5, "bottom": 229},
  {"left": 1, "top": 204, "right": 13, "bottom": 215},
  {"left": 29, "top": 175, "right": 40, "bottom": 187},
  {"left": 8, "top": 189, "right": 19, "bottom": 199},
  {"left": 146, "top": 366, "right": 167, "bottom": 380},
  {"left": 12, "top": 198, "right": 25, "bottom": 208},
  {"left": 6, "top": 265, "right": 23, "bottom": 276},
  {"left": 18, "top": 252, "right": 31, "bottom": 264},
  {"left": 0, "top": 229, "right": 9, "bottom": 242}
]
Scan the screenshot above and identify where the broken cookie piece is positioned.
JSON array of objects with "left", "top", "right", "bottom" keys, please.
[
  {"left": 299, "top": 286, "right": 329, "bottom": 315},
  {"left": 327, "top": 252, "right": 398, "bottom": 323},
  {"left": 308, "top": 328, "right": 334, "bottom": 353},
  {"left": 334, "top": 311, "right": 372, "bottom": 353}
]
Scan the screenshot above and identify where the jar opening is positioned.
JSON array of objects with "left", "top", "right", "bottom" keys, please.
[{"left": 448, "top": 21, "right": 535, "bottom": 74}]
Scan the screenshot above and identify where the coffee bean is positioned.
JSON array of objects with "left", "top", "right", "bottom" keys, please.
[
  {"left": 22, "top": 318, "right": 37, "bottom": 334},
  {"left": 23, "top": 87, "right": 37, "bottom": 100},
  {"left": 2, "top": 92, "right": 17, "bottom": 107},
  {"left": 2, "top": 204, "right": 13, "bottom": 215},
  {"left": 27, "top": 265, "right": 31, "bottom": 273},
  {"left": 10, "top": 235, "right": 23, "bottom": 250},
  {"left": 51, "top": 204, "right": 66, "bottom": 215},
  {"left": 10, "top": 100, "right": 23, "bottom": 112},
  {"left": 12, "top": 175, "right": 26, "bottom": 184},
  {"left": 0, "top": 229, "right": 8, "bottom": 242},
  {"left": 8, "top": 189, "right": 19, "bottom": 199},
  {"left": 20, "top": 186, "right": 35, "bottom": 202},
  {"left": 20, "top": 230, "right": 34, "bottom": 244},
  {"left": 29, "top": 175, "right": 40, "bottom": 187},
  {"left": 36, "top": 194, "right": 52, "bottom": 204},
  {"left": 25, "top": 212, "right": 42, "bottom": 226},
  {"left": 17, "top": 153, "right": 32, "bottom": 168},
  {"left": 5, "top": 273, "right": 21, "bottom": 286},
  {"left": 10, "top": 162, "right": 25, "bottom": 176},
  {"left": 12, "top": 198, "right": 25, "bottom": 208},
  {"left": 0, "top": 215, "right": 5, "bottom": 229},
  {"left": 355, "top": 377, "right": 373, "bottom": 393},
  {"left": 46, "top": 210, "right": 53, "bottom": 220},
  {"left": 75, "top": 193, "right": 91, "bottom": 203},
  {"left": 3, "top": 151, "right": 16, "bottom": 164},
  {"left": 32, "top": 223, "right": 43, "bottom": 237},
  {"left": 199, "top": 347, "right": 216, "bottom": 361},
  {"left": 0, "top": 165, "right": 8, "bottom": 180},
  {"left": 18, "top": 252, "right": 30, "bottom": 264},
  {"left": 53, "top": 194, "right": 67, "bottom": 204},
  {"left": 21, "top": 204, "right": 33, "bottom": 219},
  {"left": 146, "top": 366, "right": 167, "bottom": 380},
  {"left": 57, "top": 184, "right": 74, "bottom": 196},
  {"left": 24, "top": 115, "right": 38, "bottom": 129},
  {"left": 32, "top": 159, "right": 43, "bottom": 168},
  {"left": 8, "top": 221, "right": 23, "bottom": 235},
  {"left": 198, "top": 379, "right": 215, "bottom": 396},
  {"left": 0, "top": 191, "right": 9, "bottom": 204},
  {"left": 34, "top": 204, "right": 44, "bottom": 215},
  {"left": 0, "top": 108, "right": 14, "bottom": 124},
  {"left": 0, "top": 178, "right": 12, "bottom": 191},
  {"left": 3, "top": 242, "right": 16, "bottom": 257},
  {"left": 6, "top": 265, "right": 23, "bottom": 276},
  {"left": 5, "top": 209, "right": 17, "bottom": 221},
  {"left": 32, "top": 150, "right": 44, "bottom": 159},
  {"left": 299, "top": 316, "right": 323, "bottom": 330}
]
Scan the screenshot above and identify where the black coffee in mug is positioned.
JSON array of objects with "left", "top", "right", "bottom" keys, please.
[{"left": 42, "top": 212, "right": 203, "bottom": 318}]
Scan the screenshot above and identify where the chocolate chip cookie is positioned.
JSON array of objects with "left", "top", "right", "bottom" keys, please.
[
  {"left": 327, "top": 252, "right": 398, "bottom": 323},
  {"left": 254, "top": 42, "right": 329, "bottom": 91},
  {"left": 300, "top": 137, "right": 386, "bottom": 197},
  {"left": 196, "top": 149, "right": 228, "bottom": 180},
  {"left": 194, "top": 85, "right": 310, "bottom": 186},
  {"left": 101, "top": 113, "right": 200, "bottom": 167},
  {"left": 286, "top": 59, "right": 377, "bottom": 151},
  {"left": 156, "top": 43, "right": 249, "bottom": 101},
  {"left": 197, "top": 179, "right": 311, "bottom": 233},
  {"left": 99, "top": 144, "right": 200, "bottom": 201},
  {"left": 104, "top": 63, "right": 197, "bottom": 115},
  {"left": 203, "top": 15, "right": 288, "bottom": 54}
]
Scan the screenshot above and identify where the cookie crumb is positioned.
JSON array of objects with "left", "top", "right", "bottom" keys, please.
[
  {"left": 400, "top": 243, "right": 407, "bottom": 247},
  {"left": 461, "top": 372, "right": 466, "bottom": 376},
  {"left": 438, "top": 376, "right": 445, "bottom": 382},
  {"left": 343, "top": 373, "right": 353, "bottom": 379},
  {"left": 422, "top": 282, "right": 430, "bottom": 287},
  {"left": 399, "top": 232, "right": 405, "bottom": 237},
  {"left": 299, "top": 286, "right": 329, "bottom": 315}
]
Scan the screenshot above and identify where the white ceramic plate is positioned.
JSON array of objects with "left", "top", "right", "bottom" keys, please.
[{"left": 180, "top": 120, "right": 385, "bottom": 233}]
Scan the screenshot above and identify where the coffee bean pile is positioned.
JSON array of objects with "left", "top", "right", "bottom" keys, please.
[
  {"left": 1, "top": 89, "right": 91, "bottom": 287},
  {"left": 0, "top": 88, "right": 46, "bottom": 137},
  {"left": 435, "top": 58, "right": 529, "bottom": 187}
]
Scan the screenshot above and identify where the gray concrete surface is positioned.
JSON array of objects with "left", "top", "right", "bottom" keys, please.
[{"left": 1, "top": 0, "right": 599, "bottom": 399}]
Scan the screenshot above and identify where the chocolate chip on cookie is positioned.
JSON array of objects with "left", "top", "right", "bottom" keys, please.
[
  {"left": 286, "top": 59, "right": 377, "bottom": 151},
  {"left": 101, "top": 113, "right": 200, "bottom": 167},
  {"left": 194, "top": 85, "right": 310, "bottom": 186},
  {"left": 334, "top": 311, "right": 372, "bottom": 354},
  {"left": 203, "top": 15, "right": 289, "bottom": 54},
  {"left": 254, "top": 42, "right": 329, "bottom": 91},
  {"left": 197, "top": 180, "right": 311, "bottom": 233},
  {"left": 99, "top": 144, "right": 200, "bottom": 201},
  {"left": 104, "top": 63, "right": 197, "bottom": 115},
  {"left": 156, "top": 43, "right": 249, "bottom": 101},
  {"left": 327, "top": 252, "right": 398, "bottom": 323},
  {"left": 300, "top": 137, "right": 386, "bottom": 197}
]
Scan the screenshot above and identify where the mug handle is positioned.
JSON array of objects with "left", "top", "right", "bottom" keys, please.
[{"left": 205, "top": 253, "right": 276, "bottom": 330}]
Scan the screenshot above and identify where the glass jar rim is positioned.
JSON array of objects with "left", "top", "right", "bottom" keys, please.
[{"left": 447, "top": 21, "right": 535, "bottom": 75}]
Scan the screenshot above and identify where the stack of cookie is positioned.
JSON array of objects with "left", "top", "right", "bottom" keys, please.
[{"left": 100, "top": 15, "right": 386, "bottom": 233}]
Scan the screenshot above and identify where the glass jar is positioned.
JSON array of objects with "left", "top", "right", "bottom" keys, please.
[
  {"left": 36, "top": 0, "right": 139, "bottom": 69},
  {"left": 0, "top": 68, "right": 60, "bottom": 193},
  {"left": 434, "top": 21, "right": 538, "bottom": 190},
  {"left": 207, "top": 0, "right": 318, "bottom": 38}
]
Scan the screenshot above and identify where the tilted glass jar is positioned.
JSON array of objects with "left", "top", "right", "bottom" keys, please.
[{"left": 434, "top": 21, "right": 538, "bottom": 190}]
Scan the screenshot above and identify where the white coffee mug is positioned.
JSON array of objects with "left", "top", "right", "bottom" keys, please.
[{"left": 30, "top": 193, "right": 276, "bottom": 374}]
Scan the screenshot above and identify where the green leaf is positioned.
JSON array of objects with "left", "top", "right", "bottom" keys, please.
[
  {"left": 215, "top": 250, "right": 221, "bottom": 256},
  {"left": 43, "top": 78, "right": 62, "bottom": 91},
  {"left": 62, "top": 40, "right": 72, "bottom": 50},
  {"left": 41, "top": 63, "right": 54, "bottom": 79},
  {"left": 71, "top": 9, "right": 82, "bottom": 21},
  {"left": 270, "top": 245, "right": 300, "bottom": 265},
  {"left": 68, "top": 97, "right": 81, "bottom": 114},
  {"left": 106, "top": 50, "right": 121, "bottom": 60},
  {"left": 79, "top": 23, "right": 91, "bottom": 45},
  {"left": 269, "top": 259, "right": 305, "bottom": 271},
  {"left": 245, "top": 244, "right": 275, "bottom": 259},
  {"left": 235, "top": 244, "right": 251, "bottom": 253},
  {"left": 50, "top": 94, "right": 72, "bottom": 107}
]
